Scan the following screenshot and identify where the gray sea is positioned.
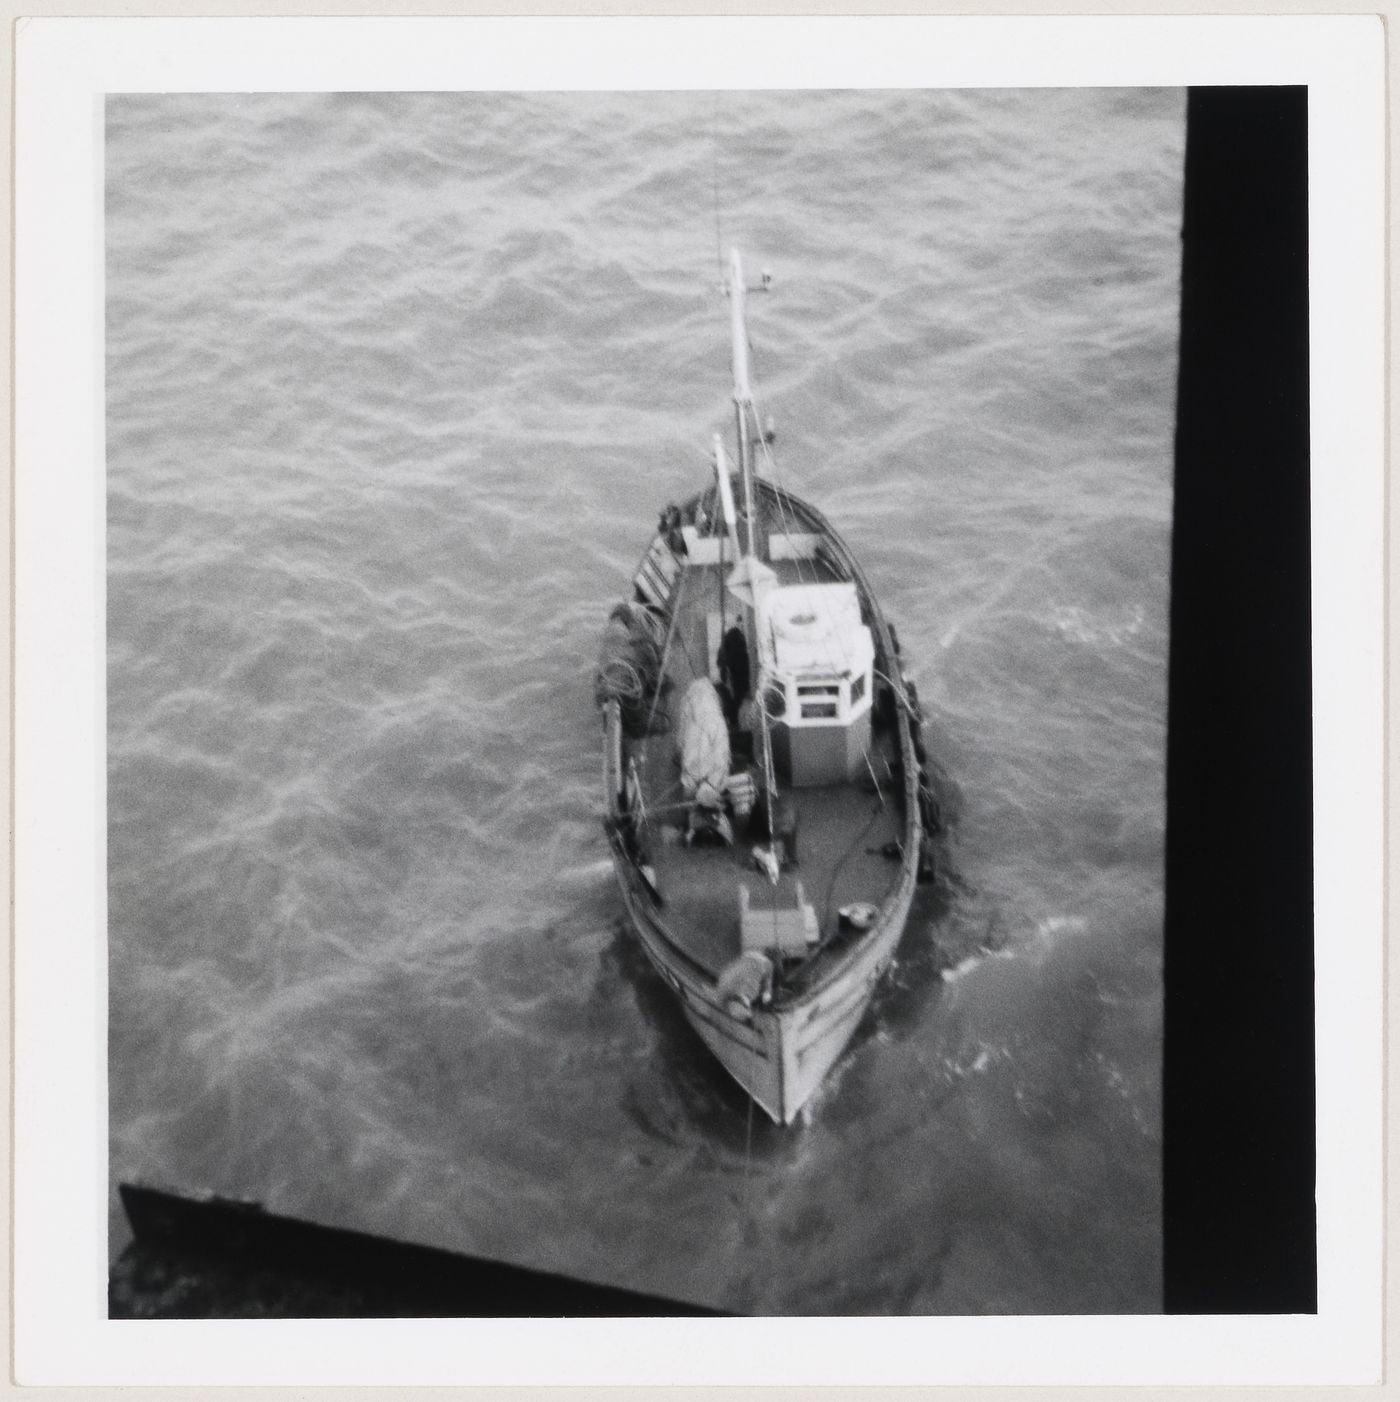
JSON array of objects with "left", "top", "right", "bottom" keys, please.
[{"left": 107, "top": 87, "right": 1181, "bottom": 1315}]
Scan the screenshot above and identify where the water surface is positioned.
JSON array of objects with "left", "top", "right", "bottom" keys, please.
[{"left": 108, "top": 87, "right": 1182, "bottom": 1313}]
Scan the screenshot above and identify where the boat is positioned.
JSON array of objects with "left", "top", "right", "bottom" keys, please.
[{"left": 595, "top": 250, "right": 942, "bottom": 1125}]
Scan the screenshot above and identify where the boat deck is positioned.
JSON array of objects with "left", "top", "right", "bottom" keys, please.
[{"left": 632, "top": 551, "right": 905, "bottom": 978}]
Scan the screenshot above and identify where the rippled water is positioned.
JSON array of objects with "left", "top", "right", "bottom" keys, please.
[{"left": 107, "top": 87, "right": 1182, "bottom": 1314}]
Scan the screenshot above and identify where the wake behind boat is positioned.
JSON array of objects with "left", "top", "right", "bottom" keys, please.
[{"left": 596, "top": 251, "right": 944, "bottom": 1124}]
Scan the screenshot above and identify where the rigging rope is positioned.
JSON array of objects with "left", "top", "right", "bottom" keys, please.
[
  {"left": 873, "top": 666, "right": 920, "bottom": 718},
  {"left": 597, "top": 657, "right": 646, "bottom": 704},
  {"left": 743, "top": 1079, "right": 756, "bottom": 1217},
  {"left": 744, "top": 337, "right": 867, "bottom": 688},
  {"left": 816, "top": 800, "right": 888, "bottom": 947}
]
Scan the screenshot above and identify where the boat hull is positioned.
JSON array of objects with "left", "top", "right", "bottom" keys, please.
[{"left": 600, "top": 477, "right": 928, "bottom": 1125}]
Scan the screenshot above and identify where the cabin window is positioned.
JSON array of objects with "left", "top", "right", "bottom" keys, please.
[
  {"left": 801, "top": 702, "right": 839, "bottom": 720},
  {"left": 850, "top": 673, "right": 866, "bottom": 705}
]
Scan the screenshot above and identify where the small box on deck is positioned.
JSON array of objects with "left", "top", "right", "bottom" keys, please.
[{"left": 739, "top": 881, "right": 819, "bottom": 958}]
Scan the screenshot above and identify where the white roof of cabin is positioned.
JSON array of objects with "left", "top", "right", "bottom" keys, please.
[{"left": 759, "top": 582, "right": 873, "bottom": 675}]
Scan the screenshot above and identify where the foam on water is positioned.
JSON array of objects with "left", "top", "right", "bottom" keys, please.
[{"left": 108, "top": 87, "right": 1179, "bottom": 1313}]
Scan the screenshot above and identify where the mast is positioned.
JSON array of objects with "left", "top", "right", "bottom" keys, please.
[
  {"left": 729, "top": 248, "right": 758, "bottom": 558},
  {"left": 727, "top": 249, "right": 779, "bottom": 861}
]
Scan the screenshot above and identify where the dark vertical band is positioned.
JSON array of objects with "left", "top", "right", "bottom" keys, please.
[{"left": 1164, "top": 85, "right": 1316, "bottom": 1313}]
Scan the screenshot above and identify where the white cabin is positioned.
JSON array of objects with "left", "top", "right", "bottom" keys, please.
[{"left": 756, "top": 581, "right": 874, "bottom": 786}]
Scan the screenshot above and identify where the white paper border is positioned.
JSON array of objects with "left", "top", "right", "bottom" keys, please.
[{"left": 13, "top": 14, "right": 1386, "bottom": 1388}]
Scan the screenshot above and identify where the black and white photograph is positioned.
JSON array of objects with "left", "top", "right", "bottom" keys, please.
[
  {"left": 104, "top": 84, "right": 1179, "bottom": 1318},
  {"left": 12, "top": 13, "right": 1384, "bottom": 1388}
]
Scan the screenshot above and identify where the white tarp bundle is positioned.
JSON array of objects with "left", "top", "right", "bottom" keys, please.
[{"left": 676, "top": 677, "right": 731, "bottom": 805}]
